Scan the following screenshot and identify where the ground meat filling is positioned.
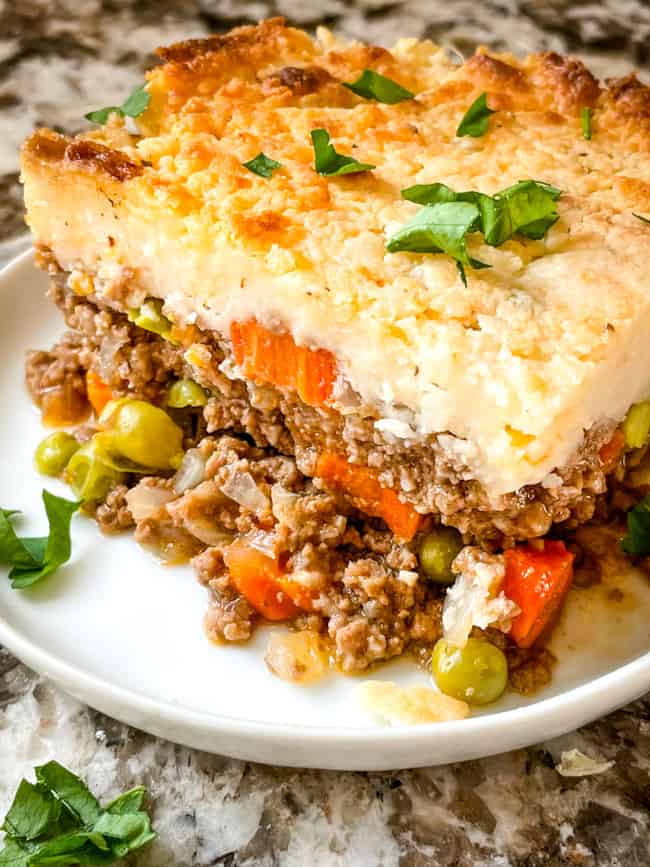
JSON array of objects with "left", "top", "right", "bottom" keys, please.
[
  {"left": 31, "top": 272, "right": 624, "bottom": 547},
  {"left": 21, "top": 260, "right": 634, "bottom": 680},
  {"left": 110, "top": 434, "right": 442, "bottom": 672}
]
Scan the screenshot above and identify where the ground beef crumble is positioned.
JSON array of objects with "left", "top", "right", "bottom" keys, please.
[{"left": 92, "top": 484, "right": 135, "bottom": 534}]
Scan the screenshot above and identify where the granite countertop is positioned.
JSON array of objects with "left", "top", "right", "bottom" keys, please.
[{"left": 1, "top": 2, "right": 650, "bottom": 864}]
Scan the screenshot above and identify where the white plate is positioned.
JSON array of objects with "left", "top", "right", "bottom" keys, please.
[{"left": 1, "top": 249, "right": 650, "bottom": 770}]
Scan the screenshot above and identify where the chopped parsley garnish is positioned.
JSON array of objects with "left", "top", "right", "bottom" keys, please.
[
  {"left": 390, "top": 179, "right": 561, "bottom": 282},
  {"left": 242, "top": 152, "right": 282, "bottom": 178},
  {"left": 456, "top": 92, "right": 495, "bottom": 138},
  {"left": 621, "top": 494, "right": 650, "bottom": 555},
  {"left": 581, "top": 106, "right": 593, "bottom": 140},
  {"left": 478, "top": 180, "right": 561, "bottom": 245},
  {"left": 0, "top": 760, "right": 156, "bottom": 866},
  {"left": 633, "top": 213, "right": 650, "bottom": 225},
  {"left": 310, "top": 129, "right": 375, "bottom": 176},
  {"left": 343, "top": 69, "right": 414, "bottom": 104},
  {"left": 85, "top": 84, "right": 151, "bottom": 124},
  {"left": 0, "top": 490, "right": 80, "bottom": 588},
  {"left": 386, "top": 201, "right": 489, "bottom": 286}
]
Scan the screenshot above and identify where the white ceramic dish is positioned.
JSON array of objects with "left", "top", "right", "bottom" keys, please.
[{"left": 1, "top": 249, "right": 650, "bottom": 770}]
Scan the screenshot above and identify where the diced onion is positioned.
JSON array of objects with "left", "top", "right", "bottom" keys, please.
[
  {"left": 246, "top": 529, "right": 277, "bottom": 558},
  {"left": 173, "top": 448, "right": 206, "bottom": 494},
  {"left": 125, "top": 481, "right": 175, "bottom": 521},
  {"left": 220, "top": 470, "right": 270, "bottom": 514},
  {"left": 271, "top": 483, "right": 300, "bottom": 528},
  {"left": 442, "top": 551, "right": 519, "bottom": 648},
  {"left": 98, "top": 333, "right": 126, "bottom": 380},
  {"left": 265, "top": 631, "right": 329, "bottom": 684},
  {"left": 178, "top": 517, "right": 233, "bottom": 548}
]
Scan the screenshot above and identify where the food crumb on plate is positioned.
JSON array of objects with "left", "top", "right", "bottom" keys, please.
[{"left": 359, "top": 680, "right": 469, "bottom": 725}]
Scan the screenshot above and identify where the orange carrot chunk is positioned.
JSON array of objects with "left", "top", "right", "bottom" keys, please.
[
  {"left": 279, "top": 576, "right": 317, "bottom": 612},
  {"left": 86, "top": 370, "right": 114, "bottom": 416},
  {"left": 223, "top": 539, "right": 300, "bottom": 621},
  {"left": 598, "top": 428, "right": 625, "bottom": 467},
  {"left": 231, "top": 318, "right": 336, "bottom": 407},
  {"left": 315, "top": 452, "right": 422, "bottom": 541},
  {"left": 502, "top": 540, "right": 575, "bottom": 649}
]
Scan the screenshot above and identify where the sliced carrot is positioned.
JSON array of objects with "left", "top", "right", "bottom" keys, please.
[
  {"left": 502, "top": 540, "right": 575, "bottom": 649},
  {"left": 231, "top": 318, "right": 336, "bottom": 407},
  {"left": 279, "top": 577, "right": 317, "bottom": 612},
  {"left": 598, "top": 428, "right": 625, "bottom": 467},
  {"left": 315, "top": 452, "right": 422, "bottom": 541},
  {"left": 86, "top": 370, "right": 114, "bottom": 416},
  {"left": 223, "top": 539, "right": 300, "bottom": 621}
]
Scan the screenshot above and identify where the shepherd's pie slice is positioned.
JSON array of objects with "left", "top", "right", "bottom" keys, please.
[{"left": 21, "top": 17, "right": 650, "bottom": 531}]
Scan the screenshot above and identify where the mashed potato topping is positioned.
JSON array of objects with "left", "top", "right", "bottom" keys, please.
[{"left": 21, "top": 18, "right": 650, "bottom": 495}]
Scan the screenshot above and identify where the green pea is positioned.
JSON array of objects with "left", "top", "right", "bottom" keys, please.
[
  {"left": 623, "top": 401, "right": 650, "bottom": 449},
  {"left": 34, "top": 431, "right": 80, "bottom": 477},
  {"left": 127, "top": 298, "right": 176, "bottom": 341},
  {"left": 65, "top": 439, "right": 125, "bottom": 502},
  {"left": 432, "top": 637, "right": 508, "bottom": 705},
  {"left": 418, "top": 527, "right": 464, "bottom": 583},
  {"left": 99, "top": 398, "right": 184, "bottom": 470},
  {"left": 166, "top": 378, "right": 208, "bottom": 408}
]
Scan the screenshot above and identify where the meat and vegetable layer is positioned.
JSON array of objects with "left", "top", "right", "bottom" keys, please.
[
  {"left": 23, "top": 258, "right": 649, "bottom": 700},
  {"left": 19, "top": 19, "right": 650, "bottom": 710}
]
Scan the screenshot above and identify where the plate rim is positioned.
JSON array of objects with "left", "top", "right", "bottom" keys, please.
[{"left": 2, "top": 247, "right": 650, "bottom": 768}]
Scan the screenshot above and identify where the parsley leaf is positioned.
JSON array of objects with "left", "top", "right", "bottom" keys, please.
[
  {"left": 456, "top": 92, "right": 495, "bottom": 138},
  {"left": 104, "top": 789, "right": 146, "bottom": 816},
  {"left": 34, "top": 763, "right": 100, "bottom": 827},
  {"left": 242, "top": 152, "right": 282, "bottom": 178},
  {"left": 401, "top": 179, "right": 560, "bottom": 244},
  {"left": 85, "top": 84, "right": 150, "bottom": 124},
  {"left": 0, "top": 512, "right": 40, "bottom": 571},
  {"left": 401, "top": 182, "right": 467, "bottom": 206},
  {"left": 622, "top": 495, "right": 650, "bottom": 555},
  {"left": 391, "top": 179, "right": 561, "bottom": 280},
  {"left": 480, "top": 180, "right": 561, "bottom": 245},
  {"left": 343, "top": 69, "right": 414, "bottom": 104},
  {"left": 119, "top": 85, "right": 150, "bottom": 117},
  {"left": 0, "top": 491, "right": 80, "bottom": 589},
  {"left": 0, "top": 838, "right": 31, "bottom": 867},
  {"left": 386, "top": 201, "right": 490, "bottom": 285},
  {"left": 634, "top": 213, "right": 650, "bottom": 225},
  {"left": 581, "top": 106, "right": 592, "bottom": 140},
  {"left": 1, "top": 783, "right": 61, "bottom": 842},
  {"left": 0, "top": 763, "right": 156, "bottom": 866},
  {"left": 310, "top": 129, "right": 375, "bottom": 176},
  {"left": 401, "top": 182, "right": 491, "bottom": 217}
]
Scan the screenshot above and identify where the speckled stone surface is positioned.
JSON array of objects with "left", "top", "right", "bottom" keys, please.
[{"left": 1, "top": 3, "right": 650, "bottom": 864}]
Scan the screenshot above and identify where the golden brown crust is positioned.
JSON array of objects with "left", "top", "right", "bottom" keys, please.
[
  {"left": 606, "top": 72, "right": 650, "bottom": 119},
  {"left": 155, "top": 17, "right": 288, "bottom": 66},
  {"left": 64, "top": 140, "right": 143, "bottom": 181},
  {"left": 464, "top": 49, "right": 601, "bottom": 114},
  {"left": 23, "top": 130, "right": 142, "bottom": 183},
  {"left": 20, "top": 20, "right": 650, "bottom": 252},
  {"left": 19, "top": 19, "right": 650, "bottom": 497},
  {"left": 25, "top": 129, "right": 68, "bottom": 162},
  {"left": 263, "top": 64, "right": 336, "bottom": 95},
  {"left": 532, "top": 51, "right": 601, "bottom": 112},
  {"left": 465, "top": 52, "right": 528, "bottom": 92}
]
